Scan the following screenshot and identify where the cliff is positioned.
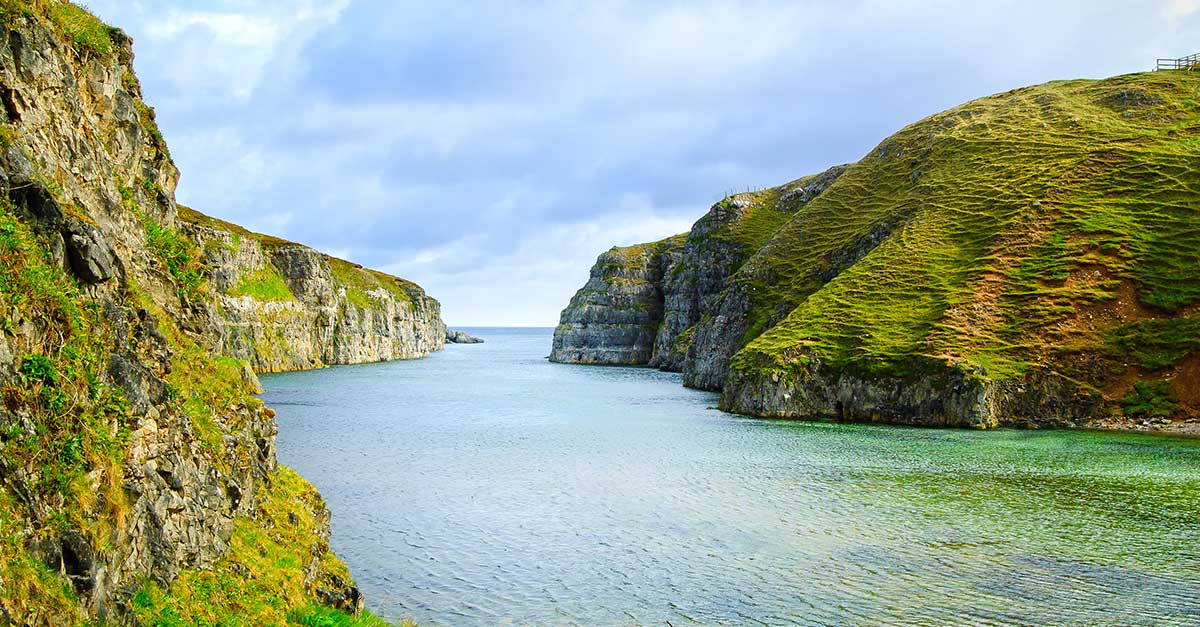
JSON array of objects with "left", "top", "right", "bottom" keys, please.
[
  {"left": 179, "top": 208, "right": 445, "bottom": 373},
  {"left": 0, "top": 3, "right": 435, "bottom": 625},
  {"left": 553, "top": 71, "right": 1200, "bottom": 433}
]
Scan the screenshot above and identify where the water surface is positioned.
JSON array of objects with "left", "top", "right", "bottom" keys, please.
[{"left": 263, "top": 327, "right": 1200, "bottom": 627}]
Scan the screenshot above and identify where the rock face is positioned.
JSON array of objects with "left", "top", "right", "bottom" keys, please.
[
  {"left": 0, "top": 6, "right": 438, "bottom": 625},
  {"left": 550, "top": 237, "right": 682, "bottom": 364},
  {"left": 180, "top": 209, "right": 445, "bottom": 373},
  {"left": 551, "top": 166, "right": 846, "bottom": 370},
  {"left": 553, "top": 72, "right": 1200, "bottom": 433},
  {"left": 446, "top": 329, "right": 484, "bottom": 344}
]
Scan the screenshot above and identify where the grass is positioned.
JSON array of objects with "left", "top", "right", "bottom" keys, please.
[
  {"left": 177, "top": 205, "right": 296, "bottom": 248},
  {"left": 43, "top": 0, "right": 113, "bottom": 57},
  {"left": 329, "top": 258, "right": 417, "bottom": 311},
  {"left": 0, "top": 491, "right": 79, "bottom": 624},
  {"left": 133, "top": 100, "right": 170, "bottom": 159},
  {"left": 178, "top": 205, "right": 427, "bottom": 313},
  {"left": 228, "top": 264, "right": 296, "bottom": 302},
  {"left": 0, "top": 1, "right": 115, "bottom": 58},
  {"left": 0, "top": 203, "right": 381, "bottom": 626},
  {"left": 137, "top": 210, "right": 207, "bottom": 302},
  {"left": 1104, "top": 316, "right": 1200, "bottom": 371},
  {"left": 132, "top": 468, "right": 412, "bottom": 627},
  {"left": 646, "top": 71, "right": 1200, "bottom": 418},
  {"left": 0, "top": 205, "right": 133, "bottom": 618},
  {"left": 1122, "top": 380, "right": 1178, "bottom": 419}
]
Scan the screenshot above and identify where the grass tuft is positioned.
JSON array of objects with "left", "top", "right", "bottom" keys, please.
[{"left": 228, "top": 264, "right": 296, "bottom": 302}]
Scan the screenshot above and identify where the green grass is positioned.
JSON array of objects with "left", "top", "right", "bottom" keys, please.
[
  {"left": 0, "top": 491, "right": 80, "bottom": 624},
  {"left": 0, "top": 205, "right": 134, "bottom": 618},
  {"left": 329, "top": 258, "right": 417, "bottom": 311},
  {"left": 137, "top": 210, "right": 207, "bottom": 302},
  {"left": 177, "top": 205, "right": 427, "bottom": 313},
  {"left": 133, "top": 468, "right": 411, "bottom": 627},
  {"left": 228, "top": 264, "right": 296, "bottom": 302},
  {"left": 716, "top": 72, "right": 1200, "bottom": 405},
  {"left": 133, "top": 100, "right": 171, "bottom": 159},
  {"left": 1105, "top": 316, "right": 1200, "bottom": 371},
  {"left": 1122, "top": 380, "right": 1178, "bottom": 419},
  {"left": 43, "top": 0, "right": 113, "bottom": 57},
  {"left": 177, "top": 205, "right": 295, "bottom": 248}
]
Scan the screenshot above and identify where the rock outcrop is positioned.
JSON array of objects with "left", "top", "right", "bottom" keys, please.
[
  {"left": 550, "top": 237, "right": 682, "bottom": 364},
  {"left": 551, "top": 166, "right": 846, "bottom": 370},
  {"left": 0, "top": 5, "right": 438, "bottom": 625},
  {"left": 446, "top": 329, "right": 484, "bottom": 344},
  {"left": 553, "top": 71, "right": 1200, "bottom": 433},
  {"left": 180, "top": 208, "right": 445, "bottom": 373}
]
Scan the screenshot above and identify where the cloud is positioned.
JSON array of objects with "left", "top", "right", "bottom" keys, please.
[
  {"left": 87, "top": 0, "right": 1195, "bottom": 325},
  {"left": 1164, "top": 0, "right": 1200, "bottom": 19}
]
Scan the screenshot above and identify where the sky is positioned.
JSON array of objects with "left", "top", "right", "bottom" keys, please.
[{"left": 87, "top": 1, "right": 1199, "bottom": 326}]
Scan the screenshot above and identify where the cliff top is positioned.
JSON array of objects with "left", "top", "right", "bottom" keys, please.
[
  {"left": 0, "top": 1, "right": 122, "bottom": 59},
  {"left": 177, "top": 204, "right": 431, "bottom": 307}
]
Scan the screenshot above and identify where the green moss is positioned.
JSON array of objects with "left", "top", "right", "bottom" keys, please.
[
  {"left": 228, "top": 264, "right": 296, "bottom": 302},
  {"left": 0, "top": 122, "right": 17, "bottom": 147},
  {"left": 1105, "top": 317, "right": 1200, "bottom": 371},
  {"left": 1122, "top": 380, "right": 1178, "bottom": 419},
  {"left": 672, "top": 326, "right": 696, "bottom": 356}
]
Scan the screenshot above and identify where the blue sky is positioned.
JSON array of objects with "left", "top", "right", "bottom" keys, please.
[{"left": 88, "top": 1, "right": 1198, "bottom": 326}]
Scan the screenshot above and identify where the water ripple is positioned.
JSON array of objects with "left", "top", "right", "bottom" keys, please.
[{"left": 265, "top": 329, "right": 1200, "bottom": 627}]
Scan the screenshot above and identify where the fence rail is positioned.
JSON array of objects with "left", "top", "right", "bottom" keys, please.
[{"left": 1157, "top": 53, "right": 1200, "bottom": 70}]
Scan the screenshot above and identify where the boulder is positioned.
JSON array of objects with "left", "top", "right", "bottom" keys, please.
[{"left": 446, "top": 329, "right": 484, "bottom": 344}]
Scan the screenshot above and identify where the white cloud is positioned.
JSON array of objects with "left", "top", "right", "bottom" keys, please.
[
  {"left": 1163, "top": 0, "right": 1200, "bottom": 19},
  {"left": 85, "top": 0, "right": 1199, "bottom": 325}
]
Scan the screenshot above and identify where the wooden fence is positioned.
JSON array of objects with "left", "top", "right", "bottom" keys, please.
[{"left": 1157, "top": 53, "right": 1200, "bottom": 70}]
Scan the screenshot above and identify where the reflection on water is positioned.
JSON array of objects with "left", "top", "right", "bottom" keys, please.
[{"left": 263, "top": 328, "right": 1200, "bottom": 627}]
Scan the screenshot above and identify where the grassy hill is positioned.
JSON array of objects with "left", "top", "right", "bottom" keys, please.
[{"left": 557, "top": 70, "right": 1200, "bottom": 430}]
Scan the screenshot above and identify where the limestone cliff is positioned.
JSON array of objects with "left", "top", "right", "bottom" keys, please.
[
  {"left": 0, "top": 4, "right": 437, "bottom": 625},
  {"left": 550, "top": 236, "right": 682, "bottom": 364},
  {"left": 551, "top": 165, "right": 845, "bottom": 371},
  {"left": 554, "top": 72, "right": 1200, "bottom": 434},
  {"left": 180, "top": 208, "right": 445, "bottom": 373}
]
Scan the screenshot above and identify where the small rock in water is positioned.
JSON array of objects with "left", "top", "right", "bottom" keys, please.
[{"left": 446, "top": 329, "right": 484, "bottom": 344}]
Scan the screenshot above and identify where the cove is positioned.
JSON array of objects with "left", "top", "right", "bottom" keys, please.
[{"left": 262, "top": 327, "right": 1200, "bottom": 627}]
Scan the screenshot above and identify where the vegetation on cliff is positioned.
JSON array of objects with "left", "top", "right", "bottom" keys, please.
[
  {"left": 556, "top": 70, "right": 1200, "bottom": 430},
  {"left": 0, "top": 2, "right": 429, "bottom": 625},
  {"left": 730, "top": 72, "right": 1199, "bottom": 422}
]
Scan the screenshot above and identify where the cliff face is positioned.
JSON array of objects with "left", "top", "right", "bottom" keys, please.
[
  {"left": 180, "top": 208, "right": 445, "bottom": 373},
  {"left": 550, "top": 237, "right": 681, "bottom": 364},
  {"left": 554, "top": 72, "right": 1200, "bottom": 433},
  {"left": 551, "top": 165, "right": 846, "bottom": 373},
  {"left": 0, "top": 4, "right": 437, "bottom": 625}
]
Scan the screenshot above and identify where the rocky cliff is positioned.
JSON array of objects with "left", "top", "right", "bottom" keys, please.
[
  {"left": 554, "top": 71, "right": 1200, "bottom": 433},
  {"left": 0, "top": 3, "right": 436, "bottom": 625},
  {"left": 179, "top": 208, "right": 445, "bottom": 373},
  {"left": 552, "top": 165, "right": 846, "bottom": 372}
]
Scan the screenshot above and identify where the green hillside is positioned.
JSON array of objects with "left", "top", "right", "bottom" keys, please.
[{"left": 727, "top": 70, "right": 1200, "bottom": 423}]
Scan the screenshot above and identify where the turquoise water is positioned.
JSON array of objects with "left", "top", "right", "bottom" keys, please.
[{"left": 262, "top": 327, "right": 1200, "bottom": 627}]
